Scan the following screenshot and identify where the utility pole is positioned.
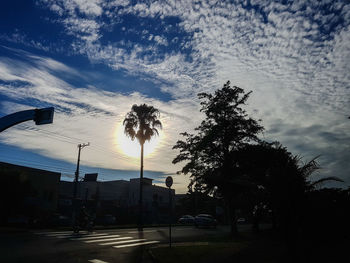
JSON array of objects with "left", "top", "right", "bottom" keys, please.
[
  {"left": 72, "top": 142, "right": 89, "bottom": 228},
  {"left": 73, "top": 143, "right": 90, "bottom": 199}
]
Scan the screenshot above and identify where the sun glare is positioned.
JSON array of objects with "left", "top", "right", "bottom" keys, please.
[{"left": 115, "top": 123, "right": 161, "bottom": 158}]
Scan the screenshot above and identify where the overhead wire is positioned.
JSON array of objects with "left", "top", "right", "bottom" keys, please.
[
  {"left": 0, "top": 154, "right": 87, "bottom": 179},
  {"left": 1, "top": 123, "right": 138, "bottom": 178},
  {"left": 16, "top": 123, "right": 133, "bottom": 162}
]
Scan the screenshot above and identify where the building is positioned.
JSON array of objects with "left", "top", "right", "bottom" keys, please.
[
  {"left": 0, "top": 162, "right": 61, "bottom": 224},
  {"left": 59, "top": 176, "right": 175, "bottom": 224},
  {"left": 0, "top": 161, "right": 176, "bottom": 225}
]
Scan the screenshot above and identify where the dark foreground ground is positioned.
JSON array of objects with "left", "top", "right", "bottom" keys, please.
[
  {"left": 0, "top": 225, "right": 236, "bottom": 263},
  {"left": 1, "top": 224, "right": 349, "bottom": 263},
  {"left": 150, "top": 228, "right": 350, "bottom": 263}
]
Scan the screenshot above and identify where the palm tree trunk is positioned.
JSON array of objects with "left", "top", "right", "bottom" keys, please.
[{"left": 138, "top": 143, "right": 144, "bottom": 231}]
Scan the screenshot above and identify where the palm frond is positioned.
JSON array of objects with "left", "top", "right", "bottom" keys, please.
[
  {"left": 123, "top": 103, "right": 162, "bottom": 145},
  {"left": 310, "top": 176, "right": 344, "bottom": 187}
]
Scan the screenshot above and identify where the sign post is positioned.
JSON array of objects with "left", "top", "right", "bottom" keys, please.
[{"left": 165, "top": 176, "right": 173, "bottom": 248}]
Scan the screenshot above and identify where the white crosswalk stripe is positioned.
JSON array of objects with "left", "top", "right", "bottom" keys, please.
[
  {"left": 46, "top": 233, "right": 76, "bottom": 237},
  {"left": 59, "top": 233, "right": 108, "bottom": 238},
  {"left": 33, "top": 230, "right": 160, "bottom": 249},
  {"left": 128, "top": 230, "right": 157, "bottom": 233},
  {"left": 34, "top": 231, "right": 73, "bottom": 235},
  {"left": 69, "top": 234, "right": 113, "bottom": 240},
  {"left": 85, "top": 237, "right": 132, "bottom": 243},
  {"left": 99, "top": 239, "right": 146, "bottom": 246},
  {"left": 114, "top": 240, "right": 160, "bottom": 248},
  {"left": 88, "top": 260, "right": 109, "bottom": 263}
]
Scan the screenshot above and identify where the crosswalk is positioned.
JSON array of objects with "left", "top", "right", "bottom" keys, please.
[{"left": 33, "top": 230, "right": 160, "bottom": 249}]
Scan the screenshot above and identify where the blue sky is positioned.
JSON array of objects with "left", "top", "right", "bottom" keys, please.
[{"left": 0, "top": 0, "right": 349, "bottom": 193}]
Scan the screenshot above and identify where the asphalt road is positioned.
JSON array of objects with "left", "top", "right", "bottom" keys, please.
[{"left": 0, "top": 225, "right": 241, "bottom": 263}]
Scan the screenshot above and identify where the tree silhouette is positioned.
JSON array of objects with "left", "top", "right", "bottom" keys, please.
[
  {"left": 123, "top": 104, "right": 162, "bottom": 230},
  {"left": 173, "top": 81, "right": 263, "bottom": 235},
  {"left": 237, "top": 142, "right": 343, "bottom": 238}
]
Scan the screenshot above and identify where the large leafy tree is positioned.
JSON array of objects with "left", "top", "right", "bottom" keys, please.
[
  {"left": 173, "top": 81, "right": 263, "bottom": 235},
  {"left": 123, "top": 103, "right": 162, "bottom": 230}
]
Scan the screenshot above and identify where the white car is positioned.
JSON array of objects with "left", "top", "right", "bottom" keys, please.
[
  {"left": 178, "top": 215, "right": 195, "bottom": 224},
  {"left": 194, "top": 214, "right": 217, "bottom": 228}
]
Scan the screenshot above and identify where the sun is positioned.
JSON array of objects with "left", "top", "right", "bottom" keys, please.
[{"left": 115, "top": 123, "right": 161, "bottom": 158}]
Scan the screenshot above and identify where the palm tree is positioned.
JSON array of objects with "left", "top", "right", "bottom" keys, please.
[
  {"left": 292, "top": 155, "right": 344, "bottom": 191},
  {"left": 123, "top": 104, "right": 162, "bottom": 230}
]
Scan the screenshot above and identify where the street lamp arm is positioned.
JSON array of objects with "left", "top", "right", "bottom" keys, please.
[
  {"left": 0, "top": 110, "right": 35, "bottom": 132},
  {"left": 0, "top": 107, "right": 54, "bottom": 133}
]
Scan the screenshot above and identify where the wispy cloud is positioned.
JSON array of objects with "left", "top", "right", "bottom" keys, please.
[{"left": 38, "top": 1, "right": 349, "bottom": 112}]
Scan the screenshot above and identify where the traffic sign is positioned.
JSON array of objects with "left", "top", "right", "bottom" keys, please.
[{"left": 165, "top": 176, "right": 173, "bottom": 188}]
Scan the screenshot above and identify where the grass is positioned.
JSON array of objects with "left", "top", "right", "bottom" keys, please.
[
  {"left": 149, "top": 229, "right": 350, "bottom": 263},
  {"left": 149, "top": 230, "right": 289, "bottom": 263},
  {"left": 150, "top": 242, "right": 248, "bottom": 263}
]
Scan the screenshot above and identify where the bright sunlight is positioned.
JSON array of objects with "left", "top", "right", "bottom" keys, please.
[{"left": 115, "top": 123, "right": 161, "bottom": 158}]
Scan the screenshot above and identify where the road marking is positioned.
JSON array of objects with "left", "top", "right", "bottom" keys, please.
[
  {"left": 69, "top": 234, "right": 111, "bottom": 240},
  {"left": 34, "top": 231, "right": 74, "bottom": 235},
  {"left": 127, "top": 230, "right": 157, "bottom": 233},
  {"left": 88, "top": 260, "right": 109, "bottom": 263},
  {"left": 46, "top": 233, "right": 75, "bottom": 237},
  {"left": 99, "top": 238, "right": 146, "bottom": 246},
  {"left": 56, "top": 233, "right": 107, "bottom": 238},
  {"left": 84, "top": 237, "right": 132, "bottom": 243},
  {"left": 114, "top": 240, "right": 160, "bottom": 248}
]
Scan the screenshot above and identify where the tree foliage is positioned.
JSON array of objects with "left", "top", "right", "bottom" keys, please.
[
  {"left": 173, "top": 81, "right": 263, "bottom": 199},
  {"left": 123, "top": 103, "right": 162, "bottom": 146},
  {"left": 237, "top": 141, "right": 344, "bottom": 235}
]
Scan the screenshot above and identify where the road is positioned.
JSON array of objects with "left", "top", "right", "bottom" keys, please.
[{"left": 0, "top": 225, "right": 242, "bottom": 263}]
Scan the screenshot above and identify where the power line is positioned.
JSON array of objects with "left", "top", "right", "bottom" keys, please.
[
  {"left": 0, "top": 155, "right": 87, "bottom": 178},
  {"left": 0, "top": 123, "right": 153, "bottom": 178},
  {"left": 16, "top": 123, "right": 133, "bottom": 162},
  {"left": 0, "top": 152, "right": 147, "bottom": 183}
]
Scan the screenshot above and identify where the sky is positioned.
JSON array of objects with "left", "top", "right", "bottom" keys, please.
[{"left": 0, "top": 0, "right": 349, "bottom": 194}]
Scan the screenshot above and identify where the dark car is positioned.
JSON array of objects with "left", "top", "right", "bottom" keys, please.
[
  {"left": 178, "top": 215, "right": 195, "bottom": 225},
  {"left": 7, "top": 215, "right": 30, "bottom": 226},
  {"left": 194, "top": 214, "right": 217, "bottom": 228},
  {"left": 237, "top": 217, "right": 246, "bottom": 224},
  {"left": 48, "top": 213, "right": 71, "bottom": 227}
]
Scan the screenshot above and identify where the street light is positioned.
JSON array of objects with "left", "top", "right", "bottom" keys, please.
[
  {"left": 166, "top": 176, "right": 173, "bottom": 248},
  {"left": 0, "top": 107, "right": 54, "bottom": 132}
]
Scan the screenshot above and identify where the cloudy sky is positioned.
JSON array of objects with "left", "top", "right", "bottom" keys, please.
[{"left": 0, "top": 0, "right": 349, "bottom": 193}]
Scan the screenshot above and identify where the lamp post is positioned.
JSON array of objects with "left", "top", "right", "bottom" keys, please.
[{"left": 166, "top": 176, "right": 173, "bottom": 248}]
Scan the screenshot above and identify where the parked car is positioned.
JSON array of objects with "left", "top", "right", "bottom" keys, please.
[
  {"left": 194, "top": 214, "right": 217, "bottom": 228},
  {"left": 48, "top": 213, "right": 71, "bottom": 226},
  {"left": 237, "top": 217, "right": 246, "bottom": 224},
  {"left": 178, "top": 215, "right": 195, "bottom": 225},
  {"left": 7, "top": 215, "right": 30, "bottom": 226}
]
